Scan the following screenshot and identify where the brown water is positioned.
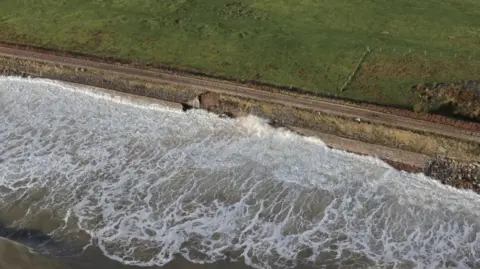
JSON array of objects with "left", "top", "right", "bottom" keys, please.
[
  {"left": 1, "top": 77, "right": 480, "bottom": 269},
  {"left": 0, "top": 237, "right": 256, "bottom": 269}
]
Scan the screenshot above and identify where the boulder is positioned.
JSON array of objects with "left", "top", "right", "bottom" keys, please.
[
  {"left": 424, "top": 156, "right": 480, "bottom": 194},
  {"left": 186, "top": 96, "right": 200, "bottom": 109},
  {"left": 199, "top": 92, "right": 220, "bottom": 109}
]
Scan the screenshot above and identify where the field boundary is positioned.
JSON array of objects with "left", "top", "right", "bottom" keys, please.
[{"left": 340, "top": 46, "right": 371, "bottom": 92}]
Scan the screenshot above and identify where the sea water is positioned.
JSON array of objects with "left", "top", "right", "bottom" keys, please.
[{"left": 0, "top": 77, "right": 479, "bottom": 269}]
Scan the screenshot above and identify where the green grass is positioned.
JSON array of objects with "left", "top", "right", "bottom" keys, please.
[{"left": 0, "top": 0, "right": 479, "bottom": 107}]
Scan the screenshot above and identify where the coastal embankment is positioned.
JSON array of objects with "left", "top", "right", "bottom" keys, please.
[{"left": 0, "top": 46, "right": 479, "bottom": 193}]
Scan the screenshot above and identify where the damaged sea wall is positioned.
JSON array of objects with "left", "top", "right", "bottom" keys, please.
[{"left": 1, "top": 55, "right": 479, "bottom": 193}]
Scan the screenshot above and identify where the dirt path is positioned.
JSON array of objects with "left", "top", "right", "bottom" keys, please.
[{"left": 0, "top": 45, "right": 479, "bottom": 143}]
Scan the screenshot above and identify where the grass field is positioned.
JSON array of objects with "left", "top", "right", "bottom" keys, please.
[{"left": 0, "top": 0, "right": 479, "bottom": 108}]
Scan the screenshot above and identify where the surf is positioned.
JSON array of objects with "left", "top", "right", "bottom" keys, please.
[{"left": 0, "top": 77, "right": 479, "bottom": 269}]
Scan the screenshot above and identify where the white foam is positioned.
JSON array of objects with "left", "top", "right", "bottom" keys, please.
[{"left": 0, "top": 77, "right": 479, "bottom": 269}]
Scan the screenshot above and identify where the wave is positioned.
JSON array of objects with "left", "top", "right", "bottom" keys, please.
[{"left": 0, "top": 77, "right": 479, "bottom": 269}]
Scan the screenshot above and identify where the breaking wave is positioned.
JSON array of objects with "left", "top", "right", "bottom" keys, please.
[{"left": 0, "top": 77, "right": 479, "bottom": 269}]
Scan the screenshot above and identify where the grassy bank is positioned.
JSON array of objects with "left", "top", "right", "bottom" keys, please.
[{"left": 1, "top": 0, "right": 480, "bottom": 109}]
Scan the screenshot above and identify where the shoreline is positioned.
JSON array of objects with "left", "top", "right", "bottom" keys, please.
[
  {"left": 0, "top": 45, "right": 478, "bottom": 142},
  {"left": 0, "top": 42, "right": 479, "bottom": 131},
  {"left": 1, "top": 75, "right": 429, "bottom": 173},
  {"left": 0, "top": 49, "right": 479, "bottom": 193},
  {"left": 60, "top": 79, "right": 435, "bottom": 173}
]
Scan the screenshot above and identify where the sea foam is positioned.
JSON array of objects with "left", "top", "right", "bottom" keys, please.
[{"left": 0, "top": 77, "right": 479, "bottom": 269}]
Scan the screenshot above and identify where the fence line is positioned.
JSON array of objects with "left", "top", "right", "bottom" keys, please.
[{"left": 340, "top": 46, "right": 371, "bottom": 92}]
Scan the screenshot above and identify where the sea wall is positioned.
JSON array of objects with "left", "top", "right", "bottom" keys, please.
[{"left": 1, "top": 56, "right": 479, "bottom": 193}]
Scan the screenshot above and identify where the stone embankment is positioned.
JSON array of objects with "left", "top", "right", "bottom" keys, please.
[{"left": 425, "top": 157, "right": 480, "bottom": 193}]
